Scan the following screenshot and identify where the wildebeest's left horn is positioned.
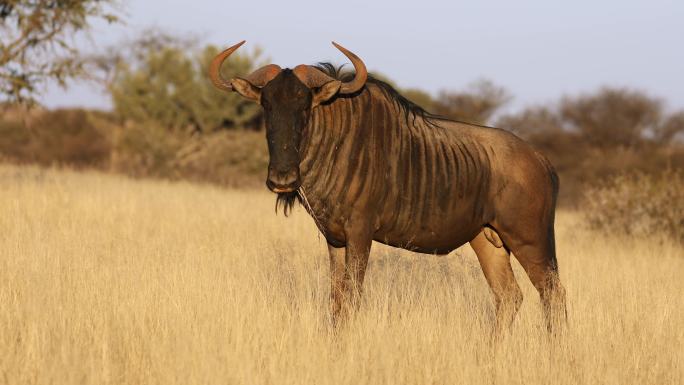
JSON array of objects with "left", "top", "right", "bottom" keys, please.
[
  {"left": 332, "top": 42, "right": 367, "bottom": 94},
  {"left": 210, "top": 40, "right": 282, "bottom": 91}
]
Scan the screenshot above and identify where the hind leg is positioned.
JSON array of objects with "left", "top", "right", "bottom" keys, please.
[
  {"left": 470, "top": 229, "right": 523, "bottom": 333},
  {"left": 501, "top": 233, "right": 567, "bottom": 334}
]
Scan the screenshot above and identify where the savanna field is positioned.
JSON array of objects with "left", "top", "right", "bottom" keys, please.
[{"left": 0, "top": 164, "right": 682, "bottom": 385}]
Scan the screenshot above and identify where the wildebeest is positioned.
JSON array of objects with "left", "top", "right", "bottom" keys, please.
[{"left": 209, "top": 41, "right": 567, "bottom": 332}]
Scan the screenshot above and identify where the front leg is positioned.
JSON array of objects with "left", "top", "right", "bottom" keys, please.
[
  {"left": 327, "top": 216, "right": 373, "bottom": 326},
  {"left": 344, "top": 222, "right": 373, "bottom": 299},
  {"left": 327, "top": 242, "right": 347, "bottom": 325}
]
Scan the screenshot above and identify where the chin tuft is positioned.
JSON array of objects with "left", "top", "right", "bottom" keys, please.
[{"left": 275, "top": 191, "right": 302, "bottom": 216}]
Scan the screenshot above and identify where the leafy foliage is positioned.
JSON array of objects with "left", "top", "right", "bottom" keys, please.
[
  {"left": 0, "top": 0, "right": 119, "bottom": 102},
  {"left": 92, "top": 31, "right": 264, "bottom": 132}
]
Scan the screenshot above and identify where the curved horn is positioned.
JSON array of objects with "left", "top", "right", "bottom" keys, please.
[
  {"left": 332, "top": 42, "right": 367, "bottom": 94},
  {"left": 209, "top": 40, "right": 245, "bottom": 91},
  {"left": 210, "top": 41, "right": 283, "bottom": 92}
]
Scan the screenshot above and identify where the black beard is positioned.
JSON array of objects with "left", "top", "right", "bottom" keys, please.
[{"left": 275, "top": 191, "right": 302, "bottom": 216}]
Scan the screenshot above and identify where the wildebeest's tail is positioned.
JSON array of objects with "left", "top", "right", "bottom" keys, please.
[{"left": 535, "top": 151, "right": 560, "bottom": 270}]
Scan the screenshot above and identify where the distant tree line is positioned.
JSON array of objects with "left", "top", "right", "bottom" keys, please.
[
  {"left": 2, "top": 17, "right": 684, "bottom": 204},
  {"left": 91, "top": 32, "right": 684, "bottom": 151}
]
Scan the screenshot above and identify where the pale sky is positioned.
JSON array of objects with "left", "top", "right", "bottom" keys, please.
[{"left": 41, "top": 0, "right": 684, "bottom": 113}]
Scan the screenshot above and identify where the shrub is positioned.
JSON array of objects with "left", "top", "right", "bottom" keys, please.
[
  {"left": 110, "top": 122, "right": 268, "bottom": 187},
  {"left": 171, "top": 130, "right": 269, "bottom": 187},
  {"left": 110, "top": 122, "right": 184, "bottom": 178},
  {"left": 100, "top": 33, "right": 263, "bottom": 133},
  {"left": 583, "top": 170, "right": 684, "bottom": 243},
  {"left": 0, "top": 108, "right": 111, "bottom": 167}
]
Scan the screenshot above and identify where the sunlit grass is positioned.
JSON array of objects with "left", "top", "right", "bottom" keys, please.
[{"left": 0, "top": 164, "right": 681, "bottom": 384}]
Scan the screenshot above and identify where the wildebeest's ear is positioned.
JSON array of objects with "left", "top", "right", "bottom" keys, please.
[
  {"left": 312, "top": 80, "right": 341, "bottom": 108},
  {"left": 231, "top": 78, "right": 261, "bottom": 102}
]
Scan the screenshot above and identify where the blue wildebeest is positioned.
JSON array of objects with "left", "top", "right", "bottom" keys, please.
[{"left": 209, "top": 41, "right": 566, "bottom": 332}]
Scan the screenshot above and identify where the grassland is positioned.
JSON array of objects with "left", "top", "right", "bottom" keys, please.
[{"left": 0, "top": 164, "right": 682, "bottom": 385}]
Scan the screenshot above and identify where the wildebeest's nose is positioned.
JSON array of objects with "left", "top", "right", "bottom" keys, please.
[{"left": 267, "top": 167, "right": 300, "bottom": 193}]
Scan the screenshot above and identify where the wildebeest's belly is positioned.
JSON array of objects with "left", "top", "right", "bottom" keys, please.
[{"left": 373, "top": 200, "right": 484, "bottom": 255}]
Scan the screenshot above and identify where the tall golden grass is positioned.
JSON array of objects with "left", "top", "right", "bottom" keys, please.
[{"left": 0, "top": 164, "right": 681, "bottom": 385}]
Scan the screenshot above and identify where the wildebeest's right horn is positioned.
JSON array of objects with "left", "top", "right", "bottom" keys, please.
[
  {"left": 209, "top": 41, "right": 245, "bottom": 91},
  {"left": 332, "top": 42, "right": 367, "bottom": 94},
  {"left": 209, "top": 41, "right": 282, "bottom": 91}
]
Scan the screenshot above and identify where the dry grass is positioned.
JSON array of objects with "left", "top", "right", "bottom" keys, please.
[{"left": 0, "top": 164, "right": 682, "bottom": 385}]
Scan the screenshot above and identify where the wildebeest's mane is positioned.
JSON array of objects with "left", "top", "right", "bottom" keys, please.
[{"left": 314, "top": 62, "right": 440, "bottom": 127}]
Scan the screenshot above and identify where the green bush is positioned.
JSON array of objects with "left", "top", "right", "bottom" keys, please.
[
  {"left": 583, "top": 170, "right": 684, "bottom": 243},
  {"left": 104, "top": 34, "right": 263, "bottom": 133}
]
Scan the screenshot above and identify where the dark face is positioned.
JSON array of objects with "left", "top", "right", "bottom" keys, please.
[
  {"left": 260, "top": 70, "right": 313, "bottom": 193},
  {"left": 210, "top": 42, "right": 364, "bottom": 196}
]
